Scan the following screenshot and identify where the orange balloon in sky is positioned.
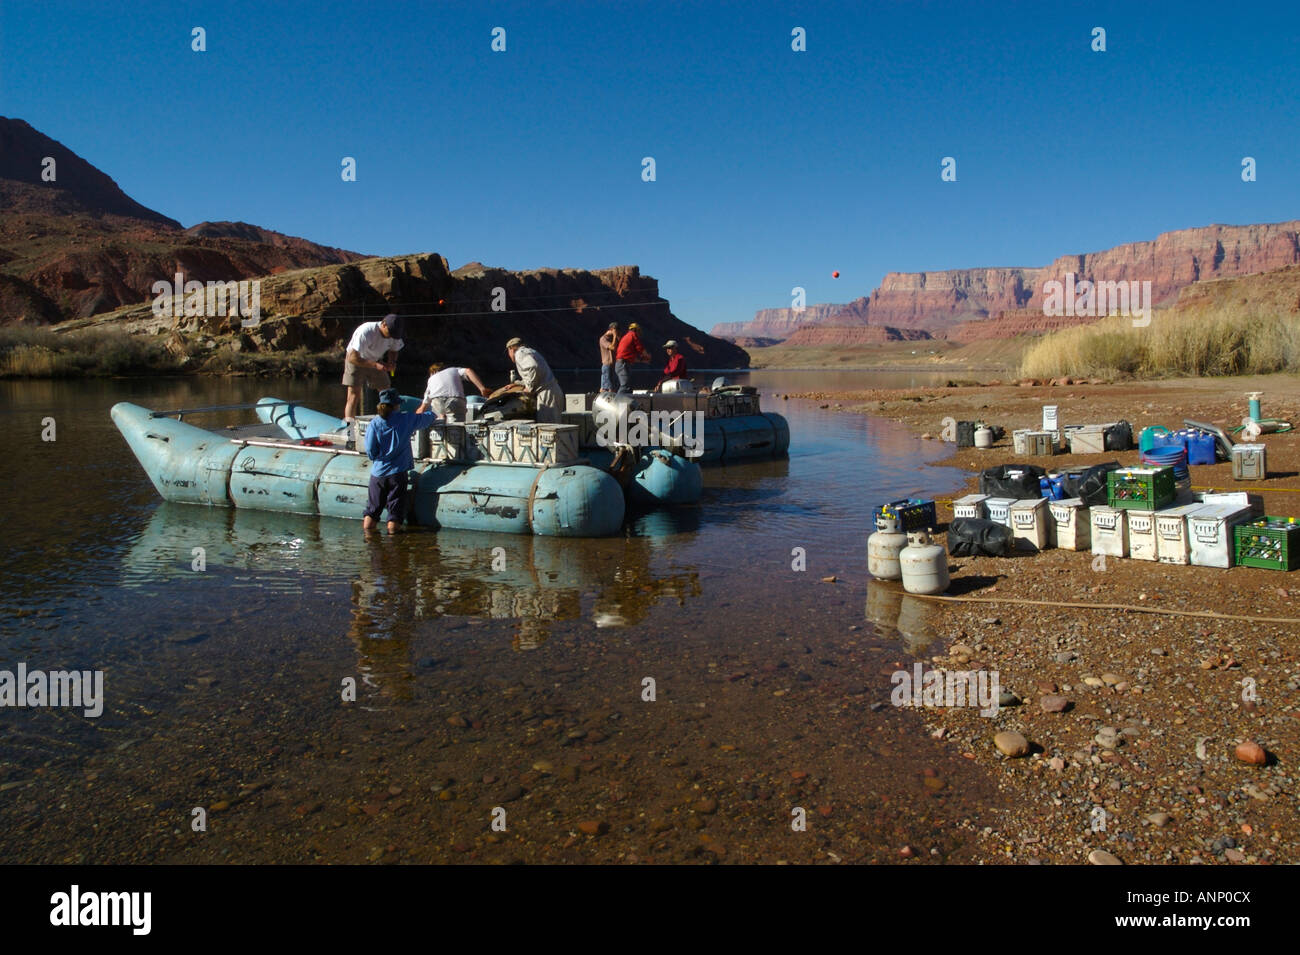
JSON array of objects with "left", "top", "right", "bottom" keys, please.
[{"left": 832, "top": 271, "right": 840, "bottom": 278}]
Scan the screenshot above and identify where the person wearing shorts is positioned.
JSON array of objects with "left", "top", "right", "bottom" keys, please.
[
  {"left": 416, "top": 362, "right": 490, "bottom": 420},
  {"left": 343, "top": 313, "right": 403, "bottom": 423},
  {"left": 363, "top": 387, "right": 437, "bottom": 533}
]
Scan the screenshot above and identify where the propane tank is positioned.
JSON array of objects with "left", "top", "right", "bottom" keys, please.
[
  {"left": 900, "top": 529, "right": 950, "bottom": 595},
  {"left": 974, "top": 425, "right": 994, "bottom": 449},
  {"left": 867, "top": 513, "right": 908, "bottom": 581}
]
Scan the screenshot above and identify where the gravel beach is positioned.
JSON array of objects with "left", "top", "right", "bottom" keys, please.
[{"left": 785, "top": 374, "right": 1300, "bottom": 865}]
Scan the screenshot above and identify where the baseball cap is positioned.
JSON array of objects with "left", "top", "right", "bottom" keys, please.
[
  {"left": 664, "top": 339, "right": 678, "bottom": 348},
  {"left": 382, "top": 313, "right": 403, "bottom": 336},
  {"left": 505, "top": 337, "right": 524, "bottom": 350},
  {"left": 378, "top": 388, "right": 400, "bottom": 406},
  {"left": 629, "top": 322, "right": 640, "bottom": 330}
]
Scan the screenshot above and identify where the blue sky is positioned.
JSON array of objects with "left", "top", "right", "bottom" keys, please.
[{"left": 3, "top": 0, "right": 1298, "bottom": 331}]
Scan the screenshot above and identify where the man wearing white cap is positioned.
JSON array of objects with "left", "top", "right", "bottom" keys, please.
[
  {"left": 343, "top": 313, "right": 404, "bottom": 422},
  {"left": 653, "top": 339, "right": 689, "bottom": 391},
  {"left": 505, "top": 337, "right": 563, "bottom": 423}
]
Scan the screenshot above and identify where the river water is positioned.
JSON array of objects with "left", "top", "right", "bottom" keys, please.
[{"left": 0, "top": 369, "right": 1008, "bottom": 864}]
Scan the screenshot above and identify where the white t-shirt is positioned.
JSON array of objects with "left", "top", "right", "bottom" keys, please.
[
  {"left": 347, "top": 321, "right": 403, "bottom": 362},
  {"left": 423, "top": 367, "right": 467, "bottom": 402}
]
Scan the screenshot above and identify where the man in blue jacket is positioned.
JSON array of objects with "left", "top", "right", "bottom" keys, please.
[{"left": 363, "top": 388, "right": 438, "bottom": 533}]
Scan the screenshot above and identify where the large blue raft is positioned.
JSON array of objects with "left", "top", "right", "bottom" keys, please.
[
  {"left": 254, "top": 396, "right": 703, "bottom": 507},
  {"left": 111, "top": 402, "right": 625, "bottom": 536}
]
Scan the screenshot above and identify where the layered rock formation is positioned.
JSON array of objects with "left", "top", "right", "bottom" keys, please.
[
  {"left": 2, "top": 117, "right": 747, "bottom": 369},
  {"left": 0, "top": 116, "right": 364, "bottom": 322},
  {"left": 778, "top": 324, "right": 931, "bottom": 347},
  {"left": 726, "top": 220, "right": 1300, "bottom": 345},
  {"left": 711, "top": 303, "right": 844, "bottom": 340},
  {"left": 65, "top": 256, "right": 748, "bottom": 373}
]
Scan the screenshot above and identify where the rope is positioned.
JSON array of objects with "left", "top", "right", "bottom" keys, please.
[{"left": 905, "top": 592, "right": 1300, "bottom": 625}]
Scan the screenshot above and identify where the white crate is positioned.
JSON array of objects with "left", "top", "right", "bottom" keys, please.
[
  {"left": 1231, "top": 444, "right": 1266, "bottom": 481},
  {"left": 536, "top": 424, "right": 580, "bottom": 465},
  {"left": 1010, "top": 498, "right": 1049, "bottom": 551},
  {"left": 1155, "top": 504, "right": 1206, "bottom": 565},
  {"left": 1048, "top": 498, "right": 1090, "bottom": 550},
  {"left": 1188, "top": 504, "right": 1252, "bottom": 569},
  {"left": 353, "top": 415, "right": 377, "bottom": 450},
  {"left": 427, "top": 423, "right": 469, "bottom": 463},
  {"left": 1012, "top": 429, "right": 1031, "bottom": 455},
  {"left": 1126, "top": 510, "right": 1159, "bottom": 561},
  {"left": 1091, "top": 506, "right": 1128, "bottom": 557},
  {"left": 953, "top": 493, "right": 989, "bottom": 520},
  {"left": 1069, "top": 426, "right": 1108, "bottom": 455},
  {"left": 985, "top": 497, "right": 1017, "bottom": 528}
]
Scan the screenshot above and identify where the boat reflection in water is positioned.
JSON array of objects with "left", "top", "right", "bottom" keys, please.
[
  {"left": 123, "top": 503, "right": 702, "bottom": 696},
  {"left": 864, "top": 579, "right": 940, "bottom": 656}
]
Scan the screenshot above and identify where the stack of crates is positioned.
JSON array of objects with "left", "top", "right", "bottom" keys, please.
[
  {"left": 872, "top": 498, "right": 937, "bottom": 532},
  {"left": 1234, "top": 516, "right": 1300, "bottom": 571},
  {"left": 1107, "top": 466, "right": 1175, "bottom": 510}
]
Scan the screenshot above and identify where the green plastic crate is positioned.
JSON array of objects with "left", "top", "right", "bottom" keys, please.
[
  {"left": 1234, "top": 516, "right": 1300, "bottom": 571},
  {"left": 1107, "top": 466, "right": 1175, "bottom": 510}
]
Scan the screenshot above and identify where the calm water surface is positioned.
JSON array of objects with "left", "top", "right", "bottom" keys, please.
[{"left": 0, "top": 371, "right": 1003, "bottom": 864}]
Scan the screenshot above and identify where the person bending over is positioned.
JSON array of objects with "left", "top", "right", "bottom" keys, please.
[{"left": 416, "top": 362, "right": 490, "bottom": 420}]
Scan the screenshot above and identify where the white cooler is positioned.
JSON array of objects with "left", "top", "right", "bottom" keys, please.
[
  {"left": 1091, "top": 506, "right": 1128, "bottom": 557},
  {"left": 985, "top": 497, "right": 1017, "bottom": 528},
  {"left": 1049, "top": 498, "right": 1090, "bottom": 550},
  {"left": 1010, "top": 498, "right": 1050, "bottom": 551},
  {"left": 953, "top": 493, "right": 989, "bottom": 520},
  {"left": 1188, "top": 504, "right": 1252, "bottom": 568},
  {"left": 1126, "top": 510, "right": 1159, "bottom": 561},
  {"left": 1155, "top": 503, "right": 1206, "bottom": 565}
]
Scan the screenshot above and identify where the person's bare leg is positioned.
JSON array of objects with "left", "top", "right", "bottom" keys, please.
[
  {"left": 345, "top": 386, "right": 359, "bottom": 421},
  {"left": 363, "top": 514, "right": 376, "bottom": 530},
  {"left": 386, "top": 520, "right": 399, "bottom": 533}
]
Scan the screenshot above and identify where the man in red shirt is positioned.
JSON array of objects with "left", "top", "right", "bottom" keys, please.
[
  {"left": 653, "top": 339, "right": 688, "bottom": 391},
  {"left": 614, "top": 322, "right": 650, "bottom": 394}
]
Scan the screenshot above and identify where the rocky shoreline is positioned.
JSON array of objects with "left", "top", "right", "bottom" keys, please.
[{"left": 785, "top": 375, "right": 1300, "bottom": 865}]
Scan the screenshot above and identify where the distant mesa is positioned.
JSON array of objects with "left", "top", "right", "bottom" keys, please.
[{"left": 715, "top": 220, "right": 1300, "bottom": 346}]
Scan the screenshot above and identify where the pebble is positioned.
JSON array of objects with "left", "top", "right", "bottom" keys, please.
[
  {"left": 500, "top": 785, "right": 525, "bottom": 803},
  {"left": 1145, "top": 812, "right": 1172, "bottom": 828},
  {"left": 577, "top": 820, "right": 609, "bottom": 836},
  {"left": 1101, "top": 673, "right": 1123, "bottom": 686},
  {"left": 994, "top": 731, "right": 1030, "bottom": 758},
  {"left": 532, "top": 760, "right": 554, "bottom": 774},
  {"left": 446, "top": 715, "right": 469, "bottom": 728},
  {"left": 1088, "top": 849, "right": 1123, "bottom": 865},
  {"left": 1083, "top": 677, "right": 1105, "bottom": 688},
  {"left": 694, "top": 797, "right": 719, "bottom": 814},
  {"left": 1094, "top": 727, "right": 1120, "bottom": 750},
  {"left": 1039, "top": 695, "right": 1069, "bottom": 713},
  {"left": 1234, "top": 741, "right": 1267, "bottom": 765},
  {"left": 998, "top": 690, "right": 1021, "bottom": 707},
  {"left": 1225, "top": 848, "right": 1246, "bottom": 863}
]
